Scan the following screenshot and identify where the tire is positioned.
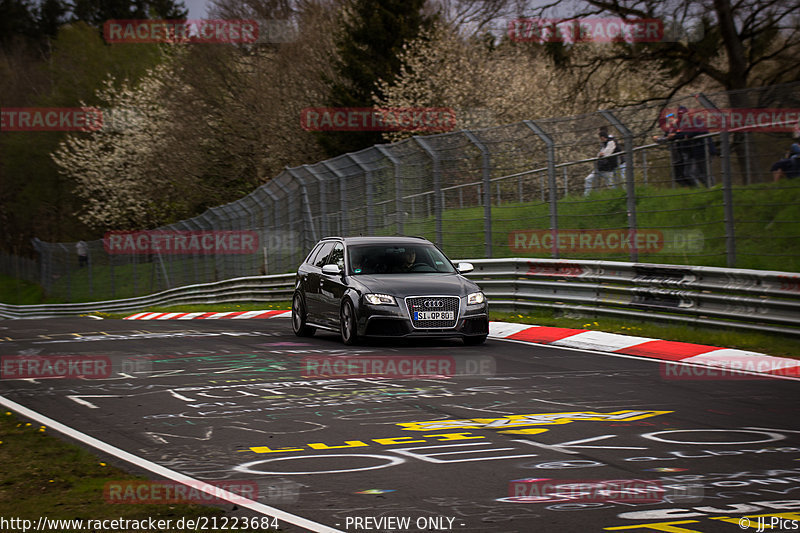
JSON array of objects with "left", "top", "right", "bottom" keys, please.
[
  {"left": 340, "top": 299, "right": 359, "bottom": 345},
  {"left": 463, "top": 335, "right": 487, "bottom": 346},
  {"left": 292, "top": 293, "right": 315, "bottom": 337}
]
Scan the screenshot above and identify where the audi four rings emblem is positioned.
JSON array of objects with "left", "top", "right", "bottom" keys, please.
[{"left": 423, "top": 300, "right": 444, "bottom": 307}]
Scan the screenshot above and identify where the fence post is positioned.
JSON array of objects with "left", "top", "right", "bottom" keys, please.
[
  {"left": 262, "top": 187, "right": 282, "bottom": 273},
  {"left": 375, "top": 145, "right": 403, "bottom": 235},
  {"left": 413, "top": 136, "right": 443, "bottom": 247},
  {"left": 348, "top": 153, "right": 374, "bottom": 235},
  {"left": 523, "top": 120, "right": 559, "bottom": 259},
  {"left": 600, "top": 110, "right": 638, "bottom": 262},
  {"left": 642, "top": 150, "right": 648, "bottom": 186},
  {"left": 272, "top": 177, "right": 295, "bottom": 269},
  {"left": 463, "top": 130, "right": 492, "bottom": 258},
  {"left": 304, "top": 165, "right": 329, "bottom": 238},
  {"left": 743, "top": 132, "right": 752, "bottom": 186},
  {"left": 697, "top": 93, "right": 736, "bottom": 267},
  {"left": 286, "top": 168, "right": 319, "bottom": 248},
  {"left": 322, "top": 161, "right": 349, "bottom": 236}
]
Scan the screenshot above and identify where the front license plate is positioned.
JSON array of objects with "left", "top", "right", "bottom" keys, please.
[{"left": 414, "top": 311, "right": 454, "bottom": 321}]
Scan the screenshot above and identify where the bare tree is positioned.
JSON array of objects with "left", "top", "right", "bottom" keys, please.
[{"left": 523, "top": 0, "right": 800, "bottom": 107}]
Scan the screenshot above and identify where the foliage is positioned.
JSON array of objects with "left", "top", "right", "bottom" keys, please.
[
  {"left": 527, "top": 0, "right": 800, "bottom": 105},
  {"left": 317, "top": 0, "right": 438, "bottom": 156},
  {"left": 375, "top": 20, "right": 680, "bottom": 143}
]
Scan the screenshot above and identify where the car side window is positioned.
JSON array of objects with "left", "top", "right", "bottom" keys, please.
[
  {"left": 328, "top": 243, "right": 345, "bottom": 269},
  {"left": 304, "top": 243, "right": 323, "bottom": 264},
  {"left": 312, "top": 242, "right": 335, "bottom": 268}
]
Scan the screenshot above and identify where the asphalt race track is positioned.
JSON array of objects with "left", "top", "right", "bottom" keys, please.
[{"left": 1, "top": 317, "right": 800, "bottom": 533}]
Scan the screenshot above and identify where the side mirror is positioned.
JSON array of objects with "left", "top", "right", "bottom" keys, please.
[
  {"left": 322, "top": 264, "right": 342, "bottom": 275},
  {"left": 457, "top": 262, "right": 474, "bottom": 274}
]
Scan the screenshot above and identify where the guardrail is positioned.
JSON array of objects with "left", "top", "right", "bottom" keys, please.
[
  {"left": 1, "top": 259, "right": 798, "bottom": 337},
  {"left": 0, "top": 273, "right": 295, "bottom": 319},
  {"left": 469, "top": 258, "right": 800, "bottom": 337}
]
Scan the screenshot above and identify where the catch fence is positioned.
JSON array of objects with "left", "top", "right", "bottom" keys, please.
[{"left": 4, "top": 82, "right": 800, "bottom": 302}]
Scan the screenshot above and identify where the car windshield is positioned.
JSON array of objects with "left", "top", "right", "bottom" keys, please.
[{"left": 347, "top": 244, "right": 456, "bottom": 275}]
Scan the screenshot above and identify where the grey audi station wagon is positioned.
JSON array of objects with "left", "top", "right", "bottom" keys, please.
[{"left": 291, "top": 236, "right": 489, "bottom": 345}]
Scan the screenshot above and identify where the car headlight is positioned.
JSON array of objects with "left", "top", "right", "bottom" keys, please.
[
  {"left": 467, "top": 291, "right": 485, "bottom": 305},
  {"left": 364, "top": 293, "right": 397, "bottom": 305}
]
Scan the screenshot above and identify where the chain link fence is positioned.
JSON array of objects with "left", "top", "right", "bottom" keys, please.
[{"left": 4, "top": 82, "right": 800, "bottom": 303}]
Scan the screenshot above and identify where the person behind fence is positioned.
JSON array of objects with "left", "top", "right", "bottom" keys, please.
[
  {"left": 683, "top": 128, "right": 717, "bottom": 187},
  {"left": 653, "top": 106, "right": 695, "bottom": 187},
  {"left": 76, "top": 240, "right": 88, "bottom": 267},
  {"left": 771, "top": 143, "right": 800, "bottom": 181},
  {"left": 584, "top": 127, "right": 619, "bottom": 196}
]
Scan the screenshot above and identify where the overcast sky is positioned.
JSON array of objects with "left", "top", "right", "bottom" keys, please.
[{"left": 184, "top": 0, "right": 212, "bottom": 19}]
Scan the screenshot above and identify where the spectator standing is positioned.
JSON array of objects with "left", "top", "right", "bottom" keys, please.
[
  {"left": 684, "top": 129, "right": 717, "bottom": 187},
  {"left": 76, "top": 240, "right": 88, "bottom": 267},
  {"left": 653, "top": 106, "right": 696, "bottom": 187},
  {"left": 771, "top": 143, "right": 800, "bottom": 181},
  {"left": 584, "top": 127, "right": 619, "bottom": 196}
]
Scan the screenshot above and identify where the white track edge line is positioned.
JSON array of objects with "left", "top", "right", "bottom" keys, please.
[{"left": 0, "top": 395, "right": 344, "bottom": 533}]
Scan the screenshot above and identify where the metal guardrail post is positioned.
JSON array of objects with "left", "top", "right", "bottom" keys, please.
[
  {"left": 375, "top": 145, "right": 403, "bottom": 235},
  {"left": 523, "top": 120, "right": 559, "bottom": 259},
  {"left": 286, "top": 168, "right": 319, "bottom": 247},
  {"left": 463, "top": 130, "right": 493, "bottom": 258},
  {"left": 413, "top": 136, "right": 443, "bottom": 247},
  {"left": 59, "top": 243, "right": 71, "bottom": 302},
  {"left": 322, "top": 161, "right": 349, "bottom": 236},
  {"left": 697, "top": 93, "right": 737, "bottom": 267},
  {"left": 600, "top": 110, "right": 639, "bottom": 262},
  {"left": 348, "top": 153, "right": 374, "bottom": 235}
]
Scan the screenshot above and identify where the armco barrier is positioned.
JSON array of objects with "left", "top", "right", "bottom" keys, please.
[
  {"left": 470, "top": 258, "right": 800, "bottom": 337},
  {"left": 1, "top": 260, "right": 798, "bottom": 337},
  {"left": 0, "top": 273, "right": 295, "bottom": 319}
]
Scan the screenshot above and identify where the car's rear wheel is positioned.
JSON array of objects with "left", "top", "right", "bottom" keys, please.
[
  {"left": 340, "top": 299, "right": 359, "bottom": 345},
  {"left": 464, "top": 335, "right": 487, "bottom": 346},
  {"left": 292, "top": 293, "right": 315, "bottom": 337}
]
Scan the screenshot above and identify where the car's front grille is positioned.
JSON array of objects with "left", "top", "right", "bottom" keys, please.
[{"left": 406, "top": 296, "right": 459, "bottom": 329}]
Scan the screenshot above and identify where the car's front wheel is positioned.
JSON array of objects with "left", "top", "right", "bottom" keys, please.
[
  {"left": 340, "top": 299, "right": 359, "bottom": 345},
  {"left": 292, "top": 293, "right": 315, "bottom": 337}
]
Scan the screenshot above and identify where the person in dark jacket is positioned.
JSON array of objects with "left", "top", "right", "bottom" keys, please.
[
  {"left": 584, "top": 127, "right": 619, "bottom": 196},
  {"left": 771, "top": 143, "right": 800, "bottom": 181},
  {"left": 654, "top": 106, "right": 696, "bottom": 187}
]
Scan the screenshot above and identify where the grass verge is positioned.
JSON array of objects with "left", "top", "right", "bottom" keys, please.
[
  {"left": 0, "top": 411, "right": 277, "bottom": 532},
  {"left": 0, "top": 274, "right": 45, "bottom": 305}
]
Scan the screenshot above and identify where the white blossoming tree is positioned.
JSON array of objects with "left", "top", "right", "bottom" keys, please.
[{"left": 52, "top": 60, "right": 185, "bottom": 230}]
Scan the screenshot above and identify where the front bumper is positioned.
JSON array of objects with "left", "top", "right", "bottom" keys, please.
[{"left": 358, "top": 296, "right": 488, "bottom": 339}]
